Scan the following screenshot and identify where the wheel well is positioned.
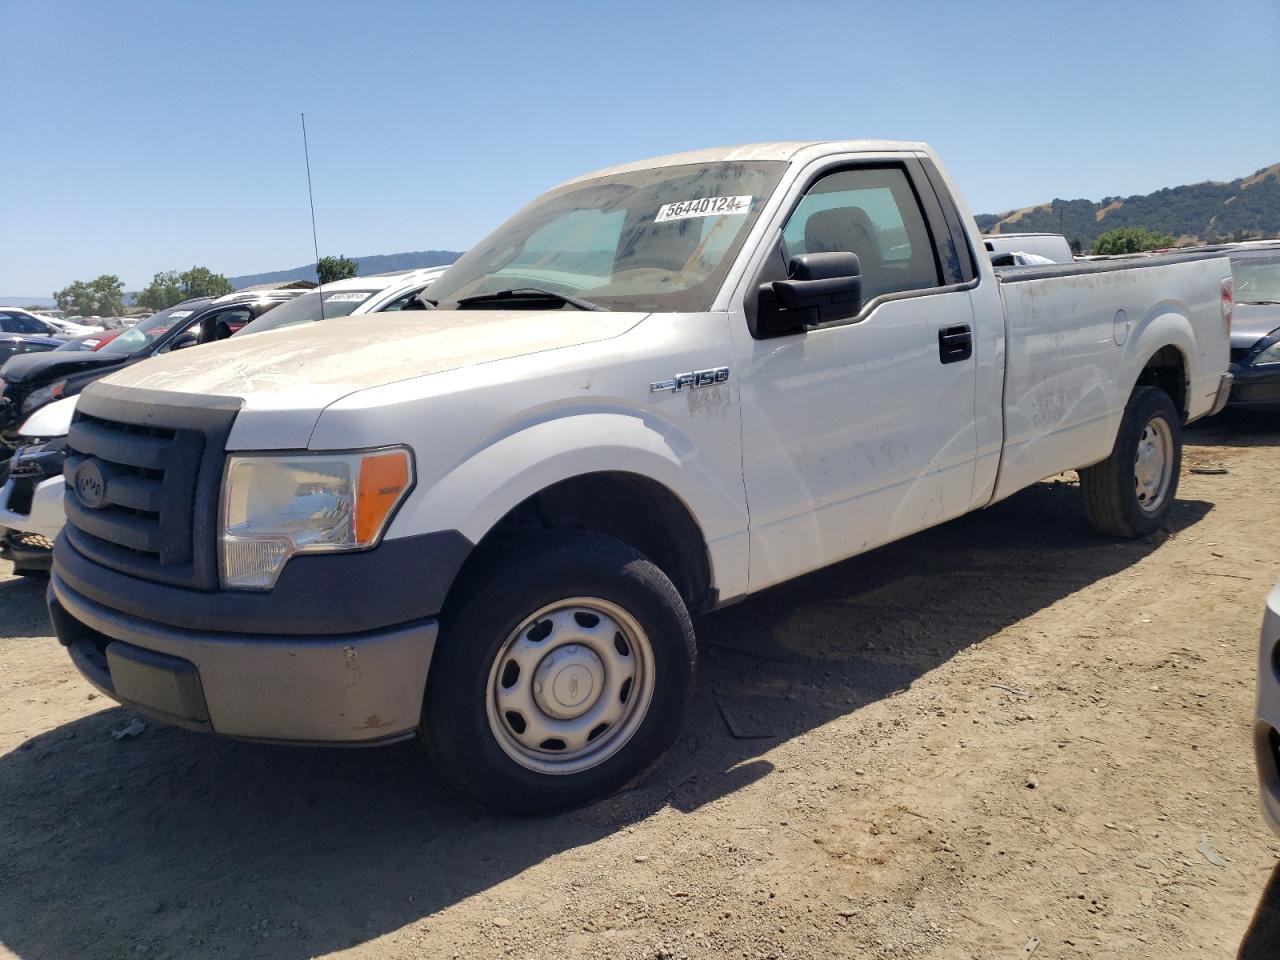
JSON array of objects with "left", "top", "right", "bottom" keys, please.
[
  {"left": 461, "top": 472, "right": 714, "bottom": 612},
  {"left": 1136, "top": 345, "right": 1187, "bottom": 418}
]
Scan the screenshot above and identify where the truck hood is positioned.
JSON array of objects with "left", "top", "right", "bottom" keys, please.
[
  {"left": 1231, "top": 301, "right": 1280, "bottom": 349},
  {"left": 93, "top": 309, "right": 648, "bottom": 448},
  {"left": 0, "top": 349, "right": 125, "bottom": 386}
]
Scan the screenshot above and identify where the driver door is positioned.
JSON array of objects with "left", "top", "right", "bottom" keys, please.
[{"left": 734, "top": 160, "right": 980, "bottom": 591}]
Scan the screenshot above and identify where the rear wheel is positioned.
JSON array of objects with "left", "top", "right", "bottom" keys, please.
[
  {"left": 421, "top": 530, "right": 696, "bottom": 815},
  {"left": 1079, "top": 386, "right": 1182, "bottom": 538}
]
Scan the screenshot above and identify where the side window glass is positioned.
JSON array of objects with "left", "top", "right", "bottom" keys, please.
[
  {"left": 7, "top": 312, "right": 44, "bottom": 334},
  {"left": 207, "top": 308, "right": 251, "bottom": 341},
  {"left": 0, "top": 314, "right": 13, "bottom": 333},
  {"left": 378, "top": 289, "right": 423, "bottom": 312},
  {"left": 782, "top": 166, "right": 941, "bottom": 303}
]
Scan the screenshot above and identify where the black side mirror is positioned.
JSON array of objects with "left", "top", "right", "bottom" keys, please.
[
  {"left": 168, "top": 330, "right": 200, "bottom": 352},
  {"left": 755, "top": 252, "right": 863, "bottom": 337}
]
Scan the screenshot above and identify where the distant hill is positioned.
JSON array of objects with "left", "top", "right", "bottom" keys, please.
[
  {"left": 0, "top": 296, "right": 56, "bottom": 308},
  {"left": 976, "top": 162, "right": 1280, "bottom": 250},
  {"left": 226, "top": 249, "right": 464, "bottom": 290}
]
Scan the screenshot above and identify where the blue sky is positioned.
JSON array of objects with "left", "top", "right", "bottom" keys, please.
[{"left": 2, "top": 0, "right": 1278, "bottom": 296}]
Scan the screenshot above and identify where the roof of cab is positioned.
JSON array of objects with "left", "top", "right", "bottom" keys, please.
[{"left": 559, "top": 140, "right": 931, "bottom": 188}]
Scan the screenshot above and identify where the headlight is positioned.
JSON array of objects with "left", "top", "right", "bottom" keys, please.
[
  {"left": 1253, "top": 339, "right": 1280, "bottom": 366},
  {"left": 21, "top": 380, "right": 65, "bottom": 415},
  {"left": 220, "top": 447, "right": 413, "bottom": 590}
]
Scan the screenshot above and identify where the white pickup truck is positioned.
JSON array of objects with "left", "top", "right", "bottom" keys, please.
[{"left": 47, "top": 140, "right": 1233, "bottom": 814}]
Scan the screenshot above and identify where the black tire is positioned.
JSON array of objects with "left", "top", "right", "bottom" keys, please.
[
  {"left": 420, "top": 530, "right": 696, "bottom": 815},
  {"left": 1079, "top": 386, "right": 1182, "bottom": 538}
]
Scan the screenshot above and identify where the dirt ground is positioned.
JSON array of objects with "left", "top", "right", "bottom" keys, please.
[{"left": 1, "top": 412, "right": 1278, "bottom": 960}]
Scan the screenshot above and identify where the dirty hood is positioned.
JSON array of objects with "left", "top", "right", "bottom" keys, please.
[{"left": 91, "top": 309, "right": 647, "bottom": 446}]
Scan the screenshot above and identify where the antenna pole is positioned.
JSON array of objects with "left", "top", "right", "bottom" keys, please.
[{"left": 301, "top": 112, "right": 325, "bottom": 320}]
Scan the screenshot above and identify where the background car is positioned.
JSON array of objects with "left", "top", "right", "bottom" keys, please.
[
  {"left": 0, "top": 393, "right": 76, "bottom": 572},
  {"left": 232, "top": 267, "right": 448, "bottom": 338},
  {"left": 982, "top": 233, "right": 1074, "bottom": 263},
  {"left": 1223, "top": 242, "right": 1280, "bottom": 411},
  {"left": 0, "top": 333, "right": 62, "bottom": 367},
  {"left": 0, "top": 307, "right": 73, "bottom": 340}
]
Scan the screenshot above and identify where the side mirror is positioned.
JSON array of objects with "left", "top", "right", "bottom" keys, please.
[
  {"left": 168, "top": 330, "right": 200, "bottom": 352},
  {"left": 755, "top": 252, "right": 863, "bottom": 337}
]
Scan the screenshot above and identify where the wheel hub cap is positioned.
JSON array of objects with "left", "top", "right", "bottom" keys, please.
[
  {"left": 533, "top": 644, "right": 605, "bottom": 719},
  {"left": 1134, "top": 418, "right": 1173, "bottom": 512},
  {"left": 485, "top": 598, "right": 656, "bottom": 775}
]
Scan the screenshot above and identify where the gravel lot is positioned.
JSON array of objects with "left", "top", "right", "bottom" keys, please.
[{"left": 1, "top": 413, "right": 1278, "bottom": 960}]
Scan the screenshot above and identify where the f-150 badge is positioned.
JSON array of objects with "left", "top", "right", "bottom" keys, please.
[{"left": 650, "top": 367, "right": 730, "bottom": 393}]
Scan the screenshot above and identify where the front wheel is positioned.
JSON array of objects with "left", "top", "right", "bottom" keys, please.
[
  {"left": 421, "top": 530, "right": 696, "bottom": 815},
  {"left": 1079, "top": 386, "right": 1182, "bottom": 538}
]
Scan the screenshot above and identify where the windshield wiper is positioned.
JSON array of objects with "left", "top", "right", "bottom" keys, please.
[{"left": 454, "top": 288, "right": 607, "bottom": 312}]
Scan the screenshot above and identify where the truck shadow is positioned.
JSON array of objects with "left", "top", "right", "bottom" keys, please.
[
  {"left": 1239, "top": 863, "right": 1280, "bottom": 959},
  {"left": 0, "top": 480, "right": 1212, "bottom": 960},
  {"left": 0, "top": 573, "right": 52, "bottom": 638},
  {"left": 1186, "top": 408, "right": 1280, "bottom": 448}
]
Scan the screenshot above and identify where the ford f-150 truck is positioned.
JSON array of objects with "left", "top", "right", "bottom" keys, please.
[{"left": 47, "top": 141, "right": 1234, "bottom": 814}]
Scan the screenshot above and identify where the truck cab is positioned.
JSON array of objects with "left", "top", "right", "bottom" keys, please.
[{"left": 47, "top": 141, "right": 1232, "bottom": 814}]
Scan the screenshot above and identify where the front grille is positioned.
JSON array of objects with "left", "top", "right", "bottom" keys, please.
[
  {"left": 9, "top": 531, "right": 53, "bottom": 551},
  {"left": 4, "top": 476, "right": 35, "bottom": 516},
  {"left": 62, "top": 387, "right": 241, "bottom": 590},
  {"left": 8, "top": 456, "right": 42, "bottom": 479}
]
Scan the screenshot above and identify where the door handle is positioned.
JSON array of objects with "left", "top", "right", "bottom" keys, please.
[{"left": 938, "top": 324, "right": 972, "bottom": 364}]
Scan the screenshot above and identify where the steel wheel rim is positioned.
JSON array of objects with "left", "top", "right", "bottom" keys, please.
[
  {"left": 1134, "top": 415, "right": 1174, "bottom": 514},
  {"left": 485, "top": 597, "right": 655, "bottom": 775}
]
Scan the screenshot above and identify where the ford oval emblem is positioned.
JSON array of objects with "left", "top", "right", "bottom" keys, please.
[{"left": 74, "top": 460, "right": 108, "bottom": 510}]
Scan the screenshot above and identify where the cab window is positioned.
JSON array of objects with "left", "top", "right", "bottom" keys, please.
[{"left": 782, "top": 166, "right": 941, "bottom": 303}]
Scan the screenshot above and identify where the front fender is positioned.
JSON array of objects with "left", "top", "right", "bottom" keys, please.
[{"left": 388, "top": 405, "right": 750, "bottom": 600}]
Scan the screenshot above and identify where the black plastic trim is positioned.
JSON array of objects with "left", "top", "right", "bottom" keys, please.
[
  {"left": 917, "top": 156, "right": 979, "bottom": 283},
  {"left": 106, "top": 641, "right": 210, "bottom": 724},
  {"left": 66, "top": 384, "right": 241, "bottom": 589},
  {"left": 1, "top": 530, "right": 52, "bottom": 570},
  {"left": 997, "top": 250, "right": 1229, "bottom": 283},
  {"left": 53, "top": 526, "right": 474, "bottom": 635}
]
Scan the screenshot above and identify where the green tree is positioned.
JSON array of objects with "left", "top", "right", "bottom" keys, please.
[
  {"left": 1069, "top": 238, "right": 1083, "bottom": 256},
  {"left": 53, "top": 275, "right": 125, "bottom": 316},
  {"left": 136, "top": 266, "right": 233, "bottom": 310},
  {"left": 1091, "top": 227, "right": 1177, "bottom": 256},
  {"left": 316, "top": 255, "right": 358, "bottom": 284},
  {"left": 177, "top": 266, "right": 233, "bottom": 300},
  {"left": 135, "top": 271, "right": 183, "bottom": 310}
]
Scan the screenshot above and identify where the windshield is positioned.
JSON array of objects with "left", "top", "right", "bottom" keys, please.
[
  {"left": 97, "top": 303, "right": 201, "bottom": 356},
  {"left": 426, "top": 160, "right": 786, "bottom": 313},
  {"left": 236, "top": 288, "right": 380, "bottom": 336},
  {"left": 1232, "top": 254, "right": 1280, "bottom": 303}
]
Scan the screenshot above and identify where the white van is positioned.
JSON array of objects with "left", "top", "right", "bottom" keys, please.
[{"left": 983, "top": 232, "right": 1074, "bottom": 263}]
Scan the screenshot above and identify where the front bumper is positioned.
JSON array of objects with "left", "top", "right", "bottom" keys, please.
[
  {"left": 49, "top": 569, "right": 438, "bottom": 744},
  {"left": 1256, "top": 581, "right": 1280, "bottom": 837},
  {"left": 1229, "top": 361, "right": 1280, "bottom": 411},
  {"left": 0, "top": 474, "right": 65, "bottom": 541}
]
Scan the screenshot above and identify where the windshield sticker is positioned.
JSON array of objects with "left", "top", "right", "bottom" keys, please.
[
  {"left": 168, "top": 311, "right": 193, "bottom": 320},
  {"left": 323, "top": 291, "right": 373, "bottom": 303},
  {"left": 655, "top": 195, "right": 753, "bottom": 223}
]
